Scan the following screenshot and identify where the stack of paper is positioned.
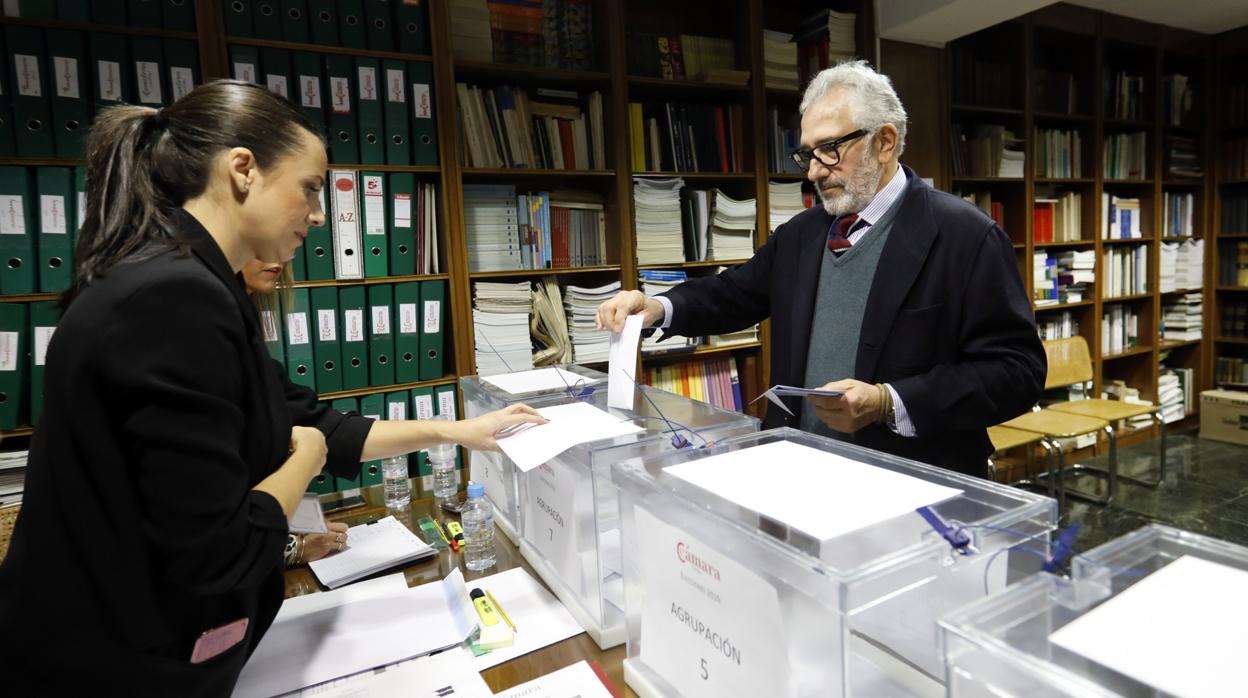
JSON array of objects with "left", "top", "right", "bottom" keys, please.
[
  {"left": 474, "top": 281, "right": 535, "bottom": 376},
  {"left": 531, "top": 276, "right": 573, "bottom": 366},
  {"left": 308, "top": 516, "right": 438, "bottom": 589},
  {"left": 763, "top": 30, "right": 799, "bottom": 92},
  {"left": 1162, "top": 292, "right": 1203, "bottom": 342},
  {"left": 825, "top": 11, "right": 857, "bottom": 61},
  {"left": 0, "top": 449, "right": 26, "bottom": 506},
  {"left": 768, "top": 180, "right": 809, "bottom": 232},
  {"left": 1158, "top": 370, "right": 1185, "bottom": 423},
  {"left": 709, "top": 190, "right": 756, "bottom": 261},
  {"left": 633, "top": 177, "right": 686, "bottom": 265},
  {"left": 1161, "top": 239, "right": 1204, "bottom": 291},
  {"left": 448, "top": 0, "right": 492, "bottom": 62},
  {"left": 563, "top": 281, "right": 620, "bottom": 363},
  {"left": 639, "top": 270, "right": 698, "bottom": 354},
  {"left": 464, "top": 184, "right": 521, "bottom": 272}
]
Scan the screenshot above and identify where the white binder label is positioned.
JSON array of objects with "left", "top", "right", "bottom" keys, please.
[
  {"left": 0, "top": 196, "right": 26, "bottom": 235},
  {"left": 34, "top": 326, "right": 55, "bottom": 366},
  {"left": 393, "top": 193, "right": 412, "bottom": 228},
  {"left": 423, "top": 300, "right": 440, "bottom": 334},
  {"left": 0, "top": 332, "right": 17, "bottom": 371},
  {"left": 287, "top": 312, "right": 310, "bottom": 346},
  {"left": 232, "top": 61, "right": 256, "bottom": 84},
  {"left": 635, "top": 506, "right": 789, "bottom": 698},
  {"left": 363, "top": 175, "right": 385, "bottom": 234},
  {"left": 39, "top": 195, "right": 66, "bottom": 235},
  {"left": 388, "top": 401, "right": 406, "bottom": 421},
  {"left": 525, "top": 460, "right": 578, "bottom": 585},
  {"left": 357, "top": 66, "right": 378, "bottom": 101},
  {"left": 329, "top": 76, "right": 350, "bottom": 114},
  {"left": 317, "top": 309, "right": 337, "bottom": 341},
  {"left": 98, "top": 60, "right": 122, "bottom": 101},
  {"left": 371, "top": 306, "right": 390, "bottom": 335},
  {"left": 344, "top": 309, "right": 365, "bottom": 342},
  {"left": 53, "top": 56, "right": 80, "bottom": 99},
  {"left": 14, "top": 54, "right": 40, "bottom": 97},
  {"left": 300, "top": 75, "right": 321, "bottom": 108},
  {"left": 412, "top": 82, "right": 431, "bottom": 119},
  {"left": 136, "top": 61, "right": 162, "bottom": 104},
  {"left": 398, "top": 303, "right": 417, "bottom": 334},
  {"left": 170, "top": 66, "right": 194, "bottom": 102},
  {"left": 266, "top": 74, "right": 288, "bottom": 99},
  {"left": 386, "top": 69, "right": 405, "bottom": 103},
  {"left": 260, "top": 310, "right": 279, "bottom": 343},
  {"left": 413, "top": 393, "right": 434, "bottom": 420},
  {"left": 437, "top": 389, "right": 455, "bottom": 418}
]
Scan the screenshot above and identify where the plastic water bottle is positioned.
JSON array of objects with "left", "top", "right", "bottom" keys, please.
[
  {"left": 382, "top": 455, "right": 411, "bottom": 509},
  {"left": 461, "top": 482, "right": 496, "bottom": 571},
  {"left": 429, "top": 442, "right": 458, "bottom": 499}
]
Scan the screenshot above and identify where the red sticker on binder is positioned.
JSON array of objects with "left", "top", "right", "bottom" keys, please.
[{"left": 190, "top": 617, "right": 248, "bottom": 664}]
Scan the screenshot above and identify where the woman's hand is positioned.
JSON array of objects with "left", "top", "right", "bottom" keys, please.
[
  {"left": 289, "top": 426, "right": 328, "bottom": 480},
  {"left": 444, "top": 404, "right": 547, "bottom": 452},
  {"left": 300, "top": 522, "right": 349, "bottom": 563}
]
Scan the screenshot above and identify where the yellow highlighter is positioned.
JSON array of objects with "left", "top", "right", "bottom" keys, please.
[{"left": 470, "top": 588, "right": 514, "bottom": 649}]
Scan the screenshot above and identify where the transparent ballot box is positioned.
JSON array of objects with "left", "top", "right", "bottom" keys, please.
[
  {"left": 460, "top": 365, "right": 607, "bottom": 542},
  {"left": 516, "top": 385, "right": 759, "bottom": 650},
  {"left": 941, "top": 524, "right": 1248, "bottom": 698},
  {"left": 612, "top": 428, "right": 1057, "bottom": 698}
]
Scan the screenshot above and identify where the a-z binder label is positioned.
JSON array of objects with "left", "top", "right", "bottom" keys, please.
[
  {"left": 53, "top": 57, "right": 80, "bottom": 99},
  {"left": 423, "top": 300, "right": 440, "bottom": 334},
  {"left": 266, "top": 74, "right": 288, "bottom": 99},
  {"left": 0, "top": 196, "right": 26, "bottom": 235},
  {"left": 0, "top": 332, "right": 18, "bottom": 371},
  {"left": 98, "top": 61, "right": 123, "bottom": 101},
  {"left": 170, "top": 66, "right": 195, "bottom": 102},
  {"left": 635, "top": 506, "right": 788, "bottom": 698}
]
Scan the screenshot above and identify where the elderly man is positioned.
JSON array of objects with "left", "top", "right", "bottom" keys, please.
[{"left": 597, "top": 60, "right": 1045, "bottom": 477}]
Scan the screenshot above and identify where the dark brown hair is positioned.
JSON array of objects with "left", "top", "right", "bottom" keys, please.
[{"left": 63, "top": 79, "right": 321, "bottom": 307}]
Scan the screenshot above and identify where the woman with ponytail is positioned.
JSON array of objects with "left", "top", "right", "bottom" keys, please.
[{"left": 0, "top": 80, "right": 539, "bottom": 695}]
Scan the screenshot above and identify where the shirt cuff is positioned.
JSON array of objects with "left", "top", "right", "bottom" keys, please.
[
  {"left": 654, "top": 295, "right": 674, "bottom": 329},
  {"left": 886, "top": 384, "right": 918, "bottom": 438}
]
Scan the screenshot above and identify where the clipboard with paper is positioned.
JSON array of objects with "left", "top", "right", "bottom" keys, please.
[{"left": 750, "top": 385, "right": 846, "bottom": 415}]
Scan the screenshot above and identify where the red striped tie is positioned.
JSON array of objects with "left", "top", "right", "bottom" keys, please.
[{"left": 827, "top": 213, "right": 858, "bottom": 252}]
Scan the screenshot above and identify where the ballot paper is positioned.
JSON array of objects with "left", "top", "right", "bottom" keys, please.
[
  {"left": 289, "top": 493, "right": 329, "bottom": 534},
  {"left": 285, "top": 648, "right": 491, "bottom": 698},
  {"left": 308, "top": 515, "right": 437, "bottom": 589},
  {"left": 1049, "top": 555, "right": 1248, "bottom": 698},
  {"left": 480, "top": 367, "right": 593, "bottom": 395},
  {"left": 496, "top": 401, "right": 643, "bottom": 472},
  {"left": 493, "top": 660, "right": 616, "bottom": 698},
  {"left": 663, "top": 440, "right": 962, "bottom": 542},
  {"left": 751, "top": 384, "right": 846, "bottom": 415},
  {"left": 607, "top": 314, "right": 644, "bottom": 410},
  {"left": 467, "top": 567, "right": 586, "bottom": 671}
]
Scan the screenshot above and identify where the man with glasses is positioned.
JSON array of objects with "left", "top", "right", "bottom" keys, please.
[{"left": 597, "top": 60, "right": 1043, "bottom": 477}]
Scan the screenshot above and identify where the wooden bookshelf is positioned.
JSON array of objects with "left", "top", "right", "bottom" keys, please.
[{"left": 1212, "top": 26, "right": 1248, "bottom": 388}]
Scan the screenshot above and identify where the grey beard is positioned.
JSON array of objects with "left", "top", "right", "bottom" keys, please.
[{"left": 817, "top": 152, "right": 883, "bottom": 217}]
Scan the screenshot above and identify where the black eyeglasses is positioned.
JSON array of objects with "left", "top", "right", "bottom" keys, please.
[{"left": 790, "top": 128, "right": 869, "bottom": 171}]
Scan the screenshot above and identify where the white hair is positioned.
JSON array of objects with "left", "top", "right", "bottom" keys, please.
[{"left": 800, "top": 59, "right": 907, "bottom": 158}]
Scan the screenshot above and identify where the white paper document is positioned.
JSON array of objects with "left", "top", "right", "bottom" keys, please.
[
  {"left": 496, "top": 401, "right": 643, "bottom": 472},
  {"left": 607, "top": 313, "right": 644, "bottom": 410},
  {"left": 663, "top": 440, "right": 963, "bottom": 542},
  {"left": 1049, "top": 555, "right": 1248, "bottom": 698},
  {"left": 290, "top": 493, "right": 329, "bottom": 534},
  {"left": 233, "top": 570, "right": 476, "bottom": 698},
  {"left": 286, "top": 649, "right": 491, "bottom": 698},
  {"left": 480, "top": 367, "right": 592, "bottom": 396},
  {"left": 494, "top": 660, "right": 616, "bottom": 698},
  {"left": 467, "top": 566, "right": 585, "bottom": 671},
  {"left": 308, "top": 515, "right": 437, "bottom": 589},
  {"left": 751, "top": 384, "right": 845, "bottom": 416}
]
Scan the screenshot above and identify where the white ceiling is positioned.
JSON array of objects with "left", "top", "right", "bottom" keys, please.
[{"left": 877, "top": 0, "right": 1248, "bottom": 45}]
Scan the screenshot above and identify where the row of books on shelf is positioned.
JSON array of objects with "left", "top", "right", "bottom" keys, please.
[
  {"left": 224, "top": 0, "right": 427, "bottom": 53},
  {"left": 1161, "top": 292, "right": 1203, "bottom": 343},
  {"left": 2, "top": 0, "right": 194, "bottom": 28},
  {"left": 1034, "top": 129, "right": 1083, "bottom": 179},
  {"left": 1162, "top": 74, "right": 1195, "bottom": 128},
  {"left": 1101, "top": 304, "right": 1140, "bottom": 355},
  {"left": 1103, "top": 245, "right": 1148, "bottom": 298},
  {"left": 633, "top": 177, "right": 755, "bottom": 265},
  {"left": 230, "top": 47, "right": 437, "bottom": 167},
  {"left": 1033, "top": 68, "right": 1077, "bottom": 115},
  {"left": 463, "top": 185, "right": 605, "bottom": 272},
  {"left": 0, "top": 29, "right": 199, "bottom": 159},
  {"left": 1103, "top": 194, "right": 1144, "bottom": 240},
  {"left": 1164, "top": 135, "right": 1202, "bottom": 180},
  {"left": 951, "top": 124, "right": 1025, "bottom": 178},
  {"left": 1214, "top": 355, "right": 1248, "bottom": 386},
  {"left": 1217, "top": 240, "right": 1248, "bottom": 286},
  {"left": 295, "top": 171, "right": 440, "bottom": 283},
  {"left": 793, "top": 9, "right": 857, "bottom": 89},
  {"left": 1158, "top": 366, "right": 1195, "bottom": 424},
  {"left": 767, "top": 106, "right": 801, "bottom": 174},
  {"left": 450, "top": 0, "right": 592, "bottom": 71},
  {"left": 1036, "top": 310, "right": 1079, "bottom": 341},
  {"left": 261, "top": 280, "right": 448, "bottom": 396},
  {"left": 959, "top": 191, "right": 1005, "bottom": 229},
  {"left": 1033, "top": 250, "right": 1093, "bottom": 306},
  {"left": 457, "top": 84, "right": 602, "bottom": 170},
  {"left": 628, "top": 101, "right": 745, "bottom": 174},
  {"left": 1104, "top": 132, "right": 1147, "bottom": 180},
  {"left": 624, "top": 32, "right": 739, "bottom": 83},
  {"left": 1163, "top": 192, "right": 1198, "bottom": 238},
  {"left": 1227, "top": 139, "right": 1248, "bottom": 181},
  {"left": 762, "top": 30, "right": 799, "bottom": 93},
  {"left": 308, "top": 386, "right": 463, "bottom": 494},
  {"left": 642, "top": 356, "right": 743, "bottom": 413},
  {"left": 1220, "top": 301, "right": 1248, "bottom": 338},
  {"left": 1159, "top": 240, "right": 1204, "bottom": 292},
  {"left": 1221, "top": 191, "right": 1248, "bottom": 233},
  {"left": 1107, "top": 70, "right": 1146, "bottom": 121},
  {"left": 472, "top": 277, "right": 618, "bottom": 370},
  {"left": 1033, "top": 192, "right": 1082, "bottom": 243},
  {"left": 950, "top": 52, "right": 1013, "bottom": 109}
]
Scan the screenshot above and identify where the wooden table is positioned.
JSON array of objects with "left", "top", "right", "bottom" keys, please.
[{"left": 283, "top": 484, "right": 633, "bottom": 696}]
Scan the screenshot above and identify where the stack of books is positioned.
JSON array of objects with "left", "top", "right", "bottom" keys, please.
[
  {"left": 1164, "top": 135, "right": 1202, "bottom": 179},
  {"left": 1103, "top": 132, "right": 1148, "bottom": 179},
  {"left": 1159, "top": 239, "right": 1204, "bottom": 292},
  {"left": 633, "top": 177, "right": 686, "bottom": 265},
  {"left": 1161, "top": 293, "right": 1203, "bottom": 342},
  {"left": 457, "top": 84, "right": 604, "bottom": 170},
  {"left": 763, "top": 30, "right": 799, "bottom": 92},
  {"left": 472, "top": 281, "right": 535, "bottom": 376},
  {"left": 1158, "top": 367, "right": 1194, "bottom": 424},
  {"left": 1163, "top": 191, "right": 1197, "bottom": 237},
  {"left": 1102, "top": 195, "right": 1143, "bottom": 239},
  {"left": 464, "top": 184, "right": 521, "bottom": 272},
  {"left": 449, "top": 0, "right": 492, "bottom": 62},
  {"left": 1033, "top": 250, "right": 1094, "bottom": 305},
  {"left": 768, "top": 181, "right": 811, "bottom": 232},
  {"left": 709, "top": 191, "right": 756, "bottom": 261},
  {"left": 563, "top": 282, "right": 620, "bottom": 363},
  {"left": 1033, "top": 192, "right": 1082, "bottom": 243}
]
